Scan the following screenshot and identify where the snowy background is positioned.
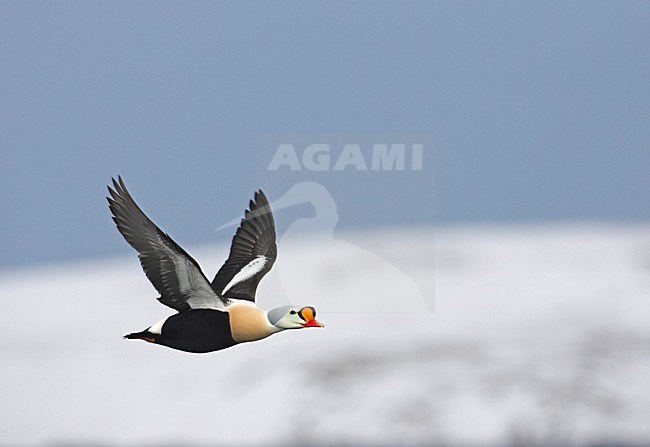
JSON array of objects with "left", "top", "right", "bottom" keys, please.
[{"left": 1, "top": 224, "right": 649, "bottom": 446}]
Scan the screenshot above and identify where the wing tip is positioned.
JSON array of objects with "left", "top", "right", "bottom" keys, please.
[
  {"left": 255, "top": 189, "right": 268, "bottom": 206},
  {"left": 107, "top": 175, "right": 126, "bottom": 199}
]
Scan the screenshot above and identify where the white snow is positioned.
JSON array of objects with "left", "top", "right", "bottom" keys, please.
[{"left": 0, "top": 223, "right": 649, "bottom": 446}]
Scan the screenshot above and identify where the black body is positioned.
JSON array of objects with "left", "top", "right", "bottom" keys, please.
[{"left": 126, "top": 309, "right": 237, "bottom": 354}]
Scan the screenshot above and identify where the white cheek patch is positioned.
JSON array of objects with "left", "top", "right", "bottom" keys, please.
[{"left": 222, "top": 256, "right": 268, "bottom": 295}]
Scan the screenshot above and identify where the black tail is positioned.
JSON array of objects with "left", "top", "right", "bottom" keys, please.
[{"left": 123, "top": 330, "right": 157, "bottom": 343}]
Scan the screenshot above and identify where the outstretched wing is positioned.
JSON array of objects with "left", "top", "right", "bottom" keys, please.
[
  {"left": 211, "top": 190, "right": 277, "bottom": 302},
  {"left": 107, "top": 176, "right": 227, "bottom": 312}
]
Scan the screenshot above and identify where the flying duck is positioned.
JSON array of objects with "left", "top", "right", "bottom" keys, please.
[{"left": 107, "top": 177, "right": 323, "bottom": 354}]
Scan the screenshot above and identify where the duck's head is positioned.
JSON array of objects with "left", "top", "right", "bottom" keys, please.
[{"left": 267, "top": 305, "right": 324, "bottom": 330}]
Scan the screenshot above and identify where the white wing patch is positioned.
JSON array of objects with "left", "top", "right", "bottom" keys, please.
[{"left": 221, "top": 256, "right": 268, "bottom": 296}]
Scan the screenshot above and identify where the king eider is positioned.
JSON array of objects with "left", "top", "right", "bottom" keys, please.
[{"left": 107, "top": 177, "right": 324, "bottom": 354}]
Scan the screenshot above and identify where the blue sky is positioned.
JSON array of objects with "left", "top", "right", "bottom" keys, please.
[{"left": 1, "top": 1, "right": 648, "bottom": 268}]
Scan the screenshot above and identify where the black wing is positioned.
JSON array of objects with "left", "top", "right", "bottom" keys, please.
[
  {"left": 211, "top": 190, "right": 277, "bottom": 302},
  {"left": 107, "top": 176, "right": 227, "bottom": 312}
]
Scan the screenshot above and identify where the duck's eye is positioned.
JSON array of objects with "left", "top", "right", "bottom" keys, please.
[{"left": 289, "top": 310, "right": 297, "bottom": 315}]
